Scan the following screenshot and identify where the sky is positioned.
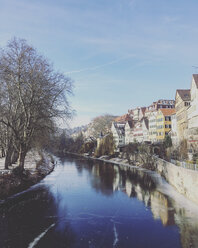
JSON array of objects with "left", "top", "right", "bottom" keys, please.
[{"left": 0, "top": 0, "right": 198, "bottom": 128}]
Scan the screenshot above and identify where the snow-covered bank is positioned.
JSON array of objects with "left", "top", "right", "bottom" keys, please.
[{"left": 0, "top": 151, "right": 55, "bottom": 199}]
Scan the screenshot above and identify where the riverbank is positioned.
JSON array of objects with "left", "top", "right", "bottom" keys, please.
[{"left": 0, "top": 151, "right": 55, "bottom": 200}]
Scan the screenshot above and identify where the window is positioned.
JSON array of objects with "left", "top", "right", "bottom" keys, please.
[
  {"left": 185, "top": 102, "right": 190, "bottom": 107},
  {"left": 165, "top": 116, "right": 171, "bottom": 121}
]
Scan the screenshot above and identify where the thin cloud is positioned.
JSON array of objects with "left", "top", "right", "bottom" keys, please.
[{"left": 65, "top": 54, "right": 135, "bottom": 75}]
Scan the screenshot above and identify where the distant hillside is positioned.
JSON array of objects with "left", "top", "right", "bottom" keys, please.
[
  {"left": 70, "top": 125, "right": 88, "bottom": 135},
  {"left": 79, "top": 115, "right": 118, "bottom": 140},
  {"left": 68, "top": 114, "right": 117, "bottom": 140}
]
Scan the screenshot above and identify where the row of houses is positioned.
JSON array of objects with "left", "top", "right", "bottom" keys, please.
[{"left": 111, "top": 74, "right": 198, "bottom": 150}]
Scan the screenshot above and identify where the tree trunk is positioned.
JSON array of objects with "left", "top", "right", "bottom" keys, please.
[
  {"left": 1, "top": 148, "right": 5, "bottom": 157},
  {"left": 11, "top": 149, "right": 19, "bottom": 164},
  {"left": 4, "top": 146, "right": 14, "bottom": 169},
  {"left": 18, "top": 145, "right": 27, "bottom": 169}
]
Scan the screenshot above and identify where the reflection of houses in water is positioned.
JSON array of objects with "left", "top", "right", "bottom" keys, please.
[
  {"left": 172, "top": 203, "right": 198, "bottom": 248},
  {"left": 150, "top": 191, "right": 175, "bottom": 226},
  {"left": 130, "top": 184, "right": 150, "bottom": 207},
  {"left": 134, "top": 184, "right": 144, "bottom": 202},
  {"left": 92, "top": 164, "right": 100, "bottom": 177},
  {"left": 85, "top": 161, "right": 198, "bottom": 248},
  {"left": 112, "top": 166, "right": 175, "bottom": 226},
  {"left": 125, "top": 179, "right": 132, "bottom": 197},
  {"left": 113, "top": 166, "right": 120, "bottom": 192}
]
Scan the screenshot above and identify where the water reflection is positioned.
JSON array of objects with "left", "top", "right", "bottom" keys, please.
[
  {"left": 71, "top": 156, "right": 198, "bottom": 248},
  {"left": 73, "top": 159, "right": 174, "bottom": 226},
  {"left": 0, "top": 156, "right": 197, "bottom": 248}
]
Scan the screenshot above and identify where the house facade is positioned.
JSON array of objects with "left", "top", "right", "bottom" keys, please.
[
  {"left": 145, "top": 99, "right": 175, "bottom": 118},
  {"left": 125, "top": 120, "right": 134, "bottom": 145},
  {"left": 170, "top": 111, "right": 179, "bottom": 146},
  {"left": 187, "top": 74, "right": 198, "bottom": 149},
  {"left": 111, "top": 122, "right": 125, "bottom": 149},
  {"left": 142, "top": 118, "right": 149, "bottom": 142},
  {"left": 132, "top": 118, "right": 149, "bottom": 143},
  {"left": 130, "top": 107, "right": 146, "bottom": 121},
  {"left": 133, "top": 121, "right": 143, "bottom": 143},
  {"left": 156, "top": 109, "right": 175, "bottom": 141},
  {"left": 148, "top": 111, "right": 157, "bottom": 143},
  {"left": 187, "top": 75, "right": 198, "bottom": 132},
  {"left": 175, "top": 90, "right": 191, "bottom": 141}
]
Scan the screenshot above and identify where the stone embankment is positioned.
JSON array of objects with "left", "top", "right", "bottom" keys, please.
[
  {"left": 0, "top": 150, "right": 55, "bottom": 200},
  {"left": 154, "top": 157, "right": 198, "bottom": 205}
]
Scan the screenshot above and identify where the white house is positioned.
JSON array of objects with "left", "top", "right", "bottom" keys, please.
[
  {"left": 133, "top": 121, "right": 143, "bottom": 143},
  {"left": 148, "top": 111, "right": 157, "bottom": 143},
  {"left": 170, "top": 111, "right": 179, "bottom": 146},
  {"left": 131, "top": 107, "right": 146, "bottom": 121},
  {"left": 142, "top": 118, "right": 149, "bottom": 142},
  {"left": 188, "top": 75, "right": 198, "bottom": 130},
  {"left": 132, "top": 118, "right": 149, "bottom": 143},
  {"left": 125, "top": 120, "right": 135, "bottom": 144},
  {"left": 187, "top": 74, "right": 198, "bottom": 148},
  {"left": 111, "top": 122, "right": 125, "bottom": 149}
]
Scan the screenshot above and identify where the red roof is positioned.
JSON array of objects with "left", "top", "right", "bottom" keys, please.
[
  {"left": 114, "top": 114, "right": 132, "bottom": 122},
  {"left": 160, "top": 108, "right": 176, "bottom": 116}
]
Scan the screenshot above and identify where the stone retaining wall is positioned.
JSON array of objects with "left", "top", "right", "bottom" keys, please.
[{"left": 154, "top": 157, "right": 198, "bottom": 205}]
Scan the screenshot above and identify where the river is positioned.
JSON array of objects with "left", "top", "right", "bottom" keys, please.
[{"left": 0, "top": 155, "right": 198, "bottom": 248}]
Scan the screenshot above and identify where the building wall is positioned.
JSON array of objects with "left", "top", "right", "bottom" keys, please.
[
  {"left": 133, "top": 123, "right": 143, "bottom": 143},
  {"left": 148, "top": 112, "right": 157, "bottom": 142},
  {"left": 156, "top": 110, "right": 172, "bottom": 141},
  {"left": 125, "top": 122, "right": 131, "bottom": 145},
  {"left": 176, "top": 93, "right": 190, "bottom": 141},
  {"left": 170, "top": 113, "right": 179, "bottom": 146},
  {"left": 188, "top": 80, "right": 198, "bottom": 130},
  {"left": 145, "top": 99, "right": 175, "bottom": 117},
  {"left": 111, "top": 123, "right": 119, "bottom": 148},
  {"left": 142, "top": 120, "right": 149, "bottom": 142},
  {"left": 111, "top": 123, "right": 125, "bottom": 148}
]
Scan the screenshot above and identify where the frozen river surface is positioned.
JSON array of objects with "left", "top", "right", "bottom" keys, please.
[{"left": 0, "top": 155, "right": 198, "bottom": 248}]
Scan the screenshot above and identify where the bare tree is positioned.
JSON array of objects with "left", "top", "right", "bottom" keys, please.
[
  {"left": 91, "top": 114, "right": 117, "bottom": 138},
  {"left": 0, "top": 38, "right": 73, "bottom": 169}
]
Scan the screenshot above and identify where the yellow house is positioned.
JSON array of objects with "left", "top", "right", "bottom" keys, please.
[{"left": 156, "top": 109, "right": 175, "bottom": 141}]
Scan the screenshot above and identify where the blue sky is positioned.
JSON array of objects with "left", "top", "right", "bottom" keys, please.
[{"left": 1, "top": 0, "right": 198, "bottom": 127}]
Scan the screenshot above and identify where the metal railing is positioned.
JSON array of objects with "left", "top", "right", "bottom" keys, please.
[{"left": 170, "top": 159, "right": 198, "bottom": 171}]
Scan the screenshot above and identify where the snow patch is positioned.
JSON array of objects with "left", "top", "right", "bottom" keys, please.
[
  {"left": 113, "top": 223, "right": 119, "bottom": 247},
  {"left": 28, "top": 223, "right": 55, "bottom": 248}
]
